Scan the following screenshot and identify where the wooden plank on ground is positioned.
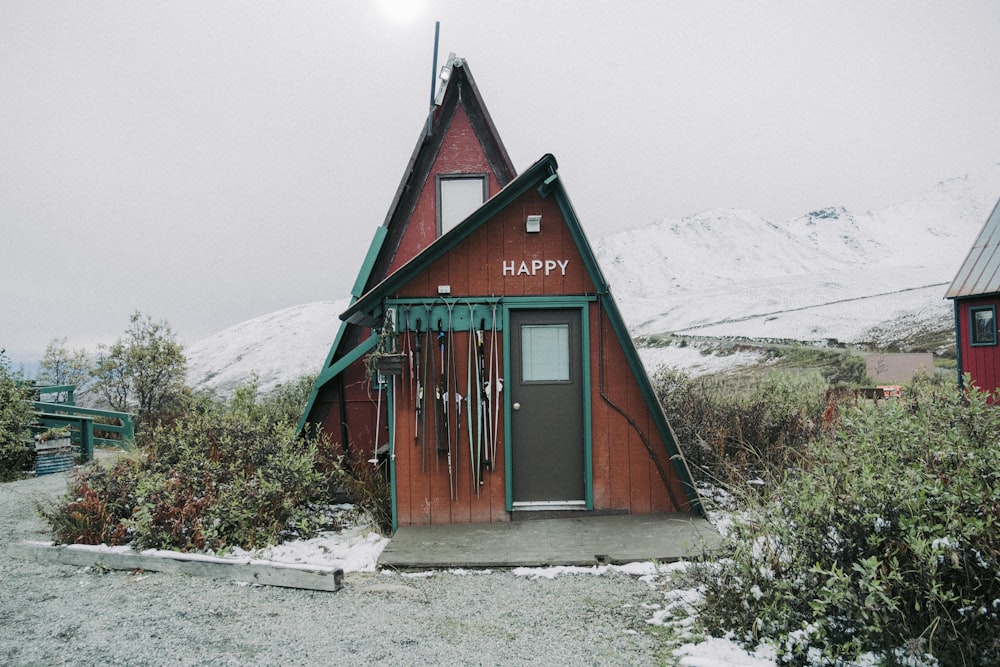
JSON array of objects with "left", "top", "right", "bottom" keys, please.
[{"left": 13, "top": 542, "right": 344, "bottom": 592}]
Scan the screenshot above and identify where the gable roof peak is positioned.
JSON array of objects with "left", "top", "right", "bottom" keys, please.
[{"left": 433, "top": 53, "right": 466, "bottom": 106}]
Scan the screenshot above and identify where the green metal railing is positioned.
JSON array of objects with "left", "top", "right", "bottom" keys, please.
[
  {"left": 28, "top": 384, "right": 135, "bottom": 463},
  {"left": 33, "top": 402, "right": 136, "bottom": 456},
  {"left": 32, "top": 384, "right": 76, "bottom": 405}
]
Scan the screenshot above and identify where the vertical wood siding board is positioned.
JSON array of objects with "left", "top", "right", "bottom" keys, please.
[
  {"left": 588, "top": 306, "right": 611, "bottom": 509},
  {"left": 647, "top": 411, "right": 673, "bottom": 511},
  {"left": 395, "top": 387, "right": 414, "bottom": 526},
  {"left": 344, "top": 402, "right": 369, "bottom": 463},
  {"left": 647, "top": 410, "right": 671, "bottom": 510},
  {"left": 615, "top": 327, "right": 634, "bottom": 510},
  {"left": 503, "top": 205, "right": 524, "bottom": 296},
  {"left": 466, "top": 224, "right": 489, "bottom": 296},
  {"left": 605, "top": 316, "right": 631, "bottom": 509},
  {"left": 512, "top": 202, "right": 524, "bottom": 295},
  {"left": 430, "top": 258, "right": 452, "bottom": 312},
  {"left": 485, "top": 212, "right": 497, "bottom": 296},
  {"left": 986, "top": 337, "right": 998, "bottom": 393},
  {"left": 591, "top": 393, "right": 612, "bottom": 509},
  {"left": 406, "top": 373, "right": 429, "bottom": 524},
  {"left": 539, "top": 199, "right": 561, "bottom": 294},
  {"left": 573, "top": 243, "right": 593, "bottom": 293},
  {"left": 430, "top": 456, "right": 450, "bottom": 525},
  {"left": 489, "top": 439, "right": 506, "bottom": 521},
  {"left": 488, "top": 342, "right": 507, "bottom": 521},
  {"left": 398, "top": 269, "right": 429, "bottom": 298},
  {"left": 450, "top": 223, "right": 470, "bottom": 296},
  {"left": 624, "top": 350, "right": 652, "bottom": 514},
  {"left": 454, "top": 331, "right": 473, "bottom": 524}
]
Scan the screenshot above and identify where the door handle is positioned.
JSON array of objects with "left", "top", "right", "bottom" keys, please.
[{"left": 513, "top": 402, "right": 521, "bottom": 411}]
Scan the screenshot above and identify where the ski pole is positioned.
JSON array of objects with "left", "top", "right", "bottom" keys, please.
[
  {"left": 466, "top": 303, "right": 478, "bottom": 491},
  {"left": 414, "top": 317, "right": 422, "bottom": 448}
]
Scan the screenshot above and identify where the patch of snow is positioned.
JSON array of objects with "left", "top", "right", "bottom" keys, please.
[
  {"left": 674, "top": 637, "right": 777, "bottom": 667},
  {"left": 235, "top": 524, "right": 389, "bottom": 573}
]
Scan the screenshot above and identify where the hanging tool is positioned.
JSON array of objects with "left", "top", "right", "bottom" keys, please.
[
  {"left": 436, "top": 326, "right": 446, "bottom": 455},
  {"left": 402, "top": 307, "right": 413, "bottom": 443},
  {"left": 422, "top": 304, "right": 433, "bottom": 472},
  {"left": 414, "top": 316, "right": 423, "bottom": 448},
  {"left": 466, "top": 303, "right": 479, "bottom": 492},
  {"left": 487, "top": 300, "right": 503, "bottom": 469},
  {"left": 475, "top": 321, "right": 488, "bottom": 484},
  {"left": 440, "top": 298, "right": 461, "bottom": 500}
]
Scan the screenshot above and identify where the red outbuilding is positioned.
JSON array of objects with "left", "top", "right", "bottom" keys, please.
[
  {"left": 946, "top": 195, "right": 1000, "bottom": 395},
  {"left": 299, "top": 57, "right": 701, "bottom": 530}
]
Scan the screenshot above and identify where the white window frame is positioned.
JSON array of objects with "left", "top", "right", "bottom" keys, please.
[{"left": 437, "top": 174, "right": 487, "bottom": 236}]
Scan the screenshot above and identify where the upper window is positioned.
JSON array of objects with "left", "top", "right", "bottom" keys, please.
[
  {"left": 970, "top": 306, "right": 997, "bottom": 346},
  {"left": 438, "top": 175, "right": 487, "bottom": 236}
]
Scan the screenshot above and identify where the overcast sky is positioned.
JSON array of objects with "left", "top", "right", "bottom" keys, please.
[{"left": 3, "top": 1, "right": 1000, "bottom": 364}]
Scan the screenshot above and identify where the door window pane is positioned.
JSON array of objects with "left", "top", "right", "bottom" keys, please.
[{"left": 521, "top": 324, "right": 570, "bottom": 382}]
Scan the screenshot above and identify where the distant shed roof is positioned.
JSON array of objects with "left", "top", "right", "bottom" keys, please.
[{"left": 946, "top": 196, "right": 1000, "bottom": 299}]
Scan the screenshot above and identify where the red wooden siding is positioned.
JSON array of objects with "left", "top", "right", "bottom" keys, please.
[
  {"left": 387, "top": 106, "right": 505, "bottom": 276},
  {"left": 394, "top": 190, "right": 590, "bottom": 300},
  {"left": 957, "top": 297, "right": 1000, "bottom": 395},
  {"left": 588, "top": 305, "right": 689, "bottom": 515}
]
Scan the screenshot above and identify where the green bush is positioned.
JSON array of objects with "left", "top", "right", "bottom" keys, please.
[
  {"left": 42, "top": 374, "right": 393, "bottom": 550},
  {"left": 44, "top": 409, "right": 338, "bottom": 552},
  {"left": 223, "top": 372, "right": 317, "bottom": 426},
  {"left": 691, "top": 378, "right": 1000, "bottom": 664},
  {"left": 655, "top": 367, "right": 829, "bottom": 485},
  {"left": 0, "top": 353, "right": 35, "bottom": 482}
]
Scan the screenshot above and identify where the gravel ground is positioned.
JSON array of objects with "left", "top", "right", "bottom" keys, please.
[{"left": 0, "top": 470, "right": 674, "bottom": 666}]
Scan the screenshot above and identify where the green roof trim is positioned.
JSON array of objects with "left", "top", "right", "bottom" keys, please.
[{"left": 352, "top": 226, "right": 389, "bottom": 300}]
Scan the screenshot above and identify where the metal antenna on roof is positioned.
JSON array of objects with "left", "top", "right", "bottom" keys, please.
[{"left": 426, "top": 21, "right": 440, "bottom": 138}]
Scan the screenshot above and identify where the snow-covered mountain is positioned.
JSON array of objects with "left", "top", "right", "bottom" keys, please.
[
  {"left": 187, "top": 164, "right": 1000, "bottom": 396},
  {"left": 186, "top": 300, "right": 346, "bottom": 398},
  {"left": 598, "top": 163, "right": 1000, "bottom": 344}
]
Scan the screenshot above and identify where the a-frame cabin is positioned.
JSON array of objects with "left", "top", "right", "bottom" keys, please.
[{"left": 301, "top": 58, "right": 701, "bottom": 530}]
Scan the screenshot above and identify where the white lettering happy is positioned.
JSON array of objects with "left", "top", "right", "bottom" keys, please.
[{"left": 502, "top": 259, "right": 569, "bottom": 276}]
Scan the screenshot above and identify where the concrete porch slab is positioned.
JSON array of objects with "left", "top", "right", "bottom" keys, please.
[{"left": 378, "top": 513, "right": 724, "bottom": 570}]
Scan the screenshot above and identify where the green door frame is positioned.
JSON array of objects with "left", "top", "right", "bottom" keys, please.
[{"left": 503, "top": 296, "right": 594, "bottom": 512}]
